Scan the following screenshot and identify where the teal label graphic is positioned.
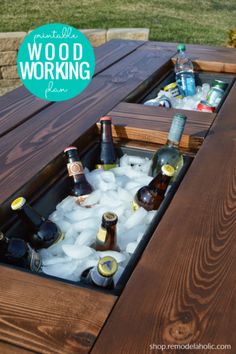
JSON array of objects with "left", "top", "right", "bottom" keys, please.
[{"left": 17, "top": 23, "right": 95, "bottom": 101}]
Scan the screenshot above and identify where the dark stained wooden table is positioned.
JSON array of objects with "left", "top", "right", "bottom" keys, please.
[{"left": 0, "top": 39, "right": 236, "bottom": 354}]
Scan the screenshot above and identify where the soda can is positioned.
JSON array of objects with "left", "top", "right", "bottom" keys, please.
[
  {"left": 206, "top": 87, "right": 224, "bottom": 107},
  {"left": 164, "top": 82, "right": 182, "bottom": 98},
  {"left": 197, "top": 100, "right": 215, "bottom": 113},
  {"left": 156, "top": 95, "right": 172, "bottom": 108}
]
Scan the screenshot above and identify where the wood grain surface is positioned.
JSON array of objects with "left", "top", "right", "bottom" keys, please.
[
  {"left": 107, "top": 102, "right": 216, "bottom": 150},
  {"left": 0, "top": 42, "right": 176, "bottom": 204},
  {"left": 91, "top": 84, "right": 236, "bottom": 353},
  {"left": 0, "top": 266, "right": 116, "bottom": 354},
  {"left": 0, "top": 39, "right": 144, "bottom": 138},
  {"left": 0, "top": 341, "right": 38, "bottom": 354}
]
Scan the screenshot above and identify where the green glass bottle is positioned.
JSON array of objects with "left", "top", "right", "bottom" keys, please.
[
  {"left": 11, "top": 197, "right": 64, "bottom": 250},
  {"left": 150, "top": 113, "right": 187, "bottom": 177}
]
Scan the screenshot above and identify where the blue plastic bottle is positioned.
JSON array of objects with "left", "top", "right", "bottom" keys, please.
[{"left": 175, "top": 44, "right": 196, "bottom": 97}]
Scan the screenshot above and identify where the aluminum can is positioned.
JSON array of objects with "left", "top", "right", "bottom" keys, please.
[
  {"left": 197, "top": 100, "right": 215, "bottom": 113},
  {"left": 164, "top": 82, "right": 182, "bottom": 98}
]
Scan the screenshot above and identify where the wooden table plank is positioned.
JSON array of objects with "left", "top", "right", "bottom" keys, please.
[
  {"left": 0, "top": 341, "right": 37, "bottom": 354},
  {"left": 0, "top": 40, "right": 144, "bottom": 138},
  {"left": 0, "top": 44, "right": 176, "bottom": 204},
  {"left": 91, "top": 83, "right": 236, "bottom": 353},
  {"left": 107, "top": 102, "right": 215, "bottom": 150},
  {"left": 0, "top": 266, "right": 116, "bottom": 354}
]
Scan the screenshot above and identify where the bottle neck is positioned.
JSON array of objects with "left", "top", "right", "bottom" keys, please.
[
  {"left": 101, "top": 122, "right": 113, "bottom": 143},
  {"left": 149, "top": 172, "right": 171, "bottom": 191},
  {"left": 19, "top": 204, "right": 44, "bottom": 229},
  {"left": 166, "top": 139, "right": 180, "bottom": 148},
  {"left": 66, "top": 152, "right": 85, "bottom": 181}
]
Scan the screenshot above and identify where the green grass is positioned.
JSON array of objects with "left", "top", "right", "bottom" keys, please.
[{"left": 0, "top": 0, "right": 235, "bottom": 46}]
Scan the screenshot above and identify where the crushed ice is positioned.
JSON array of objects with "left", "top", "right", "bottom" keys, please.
[{"left": 40, "top": 154, "right": 156, "bottom": 286}]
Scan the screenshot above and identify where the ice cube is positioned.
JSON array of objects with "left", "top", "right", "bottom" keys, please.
[
  {"left": 118, "top": 224, "right": 146, "bottom": 250},
  {"left": 62, "top": 244, "right": 94, "bottom": 259},
  {"left": 202, "top": 83, "right": 211, "bottom": 97},
  {"left": 80, "top": 190, "right": 101, "bottom": 207},
  {"left": 124, "top": 207, "right": 148, "bottom": 229},
  {"left": 126, "top": 242, "right": 138, "bottom": 254},
  {"left": 46, "top": 236, "right": 75, "bottom": 257},
  {"left": 73, "top": 218, "right": 100, "bottom": 232},
  {"left": 115, "top": 175, "right": 130, "bottom": 188},
  {"left": 42, "top": 256, "right": 71, "bottom": 266},
  {"left": 112, "top": 166, "right": 130, "bottom": 176},
  {"left": 42, "top": 260, "right": 79, "bottom": 279},
  {"left": 85, "top": 169, "right": 103, "bottom": 189},
  {"left": 56, "top": 196, "right": 76, "bottom": 213},
  {"left": 96, "top": 250, "right": 127, "bottom": 264},
  {"left": 119, "top": 154, "right": 129, "bottom": 167},
  {"left": 101, "top": 171, "right": 116, "bottom": 183},
  {"left": 75, "top": 229, "right": 96, "bottom": 247},
  {"left": 54, "top": 218, "right": 71, "bottom": 233}
]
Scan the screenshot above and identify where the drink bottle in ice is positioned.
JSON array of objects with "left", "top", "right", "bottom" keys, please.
[{"left": 175, "top": 44, "right": 196, "bottom": 97}]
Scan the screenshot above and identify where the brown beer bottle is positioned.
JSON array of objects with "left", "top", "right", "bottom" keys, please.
[
  {"left": 0, "top": 231, "right": 42, "bottom": 272},
  {"left": 133, "top": 164, "right": 175, "bottom": 211},
  {"left": 11, "top": 197, "right": 64, "bottom": 250},
  {"left": 64, "top": 146, "right": 93, "bottom": 203},
  {"left": 85, "top": 256, "right": 118, "bottom": 289},
  {"left": 96, "top": 116, "right": 117, "bottom": 170},
  {"left": 95, "top": 212, "right": 120, "bottom": 251}
]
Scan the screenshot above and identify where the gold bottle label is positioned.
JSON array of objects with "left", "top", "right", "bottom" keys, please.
[
  {"left": 96, "top": 163, "right": 117, "bottom": 171},
  {"left": 67, "top": 161, "right": 83, "bottom": 176},
  {"left": 132, "top": 200, "right": 140, "bottom": 211},
  {"left": 97, "top": 227, "right": 107, "bottom": 243},
  {"left": 28, "top": 247, "right": 42, "bottom": 272}
]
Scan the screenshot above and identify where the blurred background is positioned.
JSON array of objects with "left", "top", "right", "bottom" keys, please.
[{"left": 0, "top": 0, "right": 236, "bottom": 46}]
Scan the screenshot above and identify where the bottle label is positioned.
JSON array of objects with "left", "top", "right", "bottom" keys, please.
[
  {"left": 67, "top": 161, "right": 83, "bottom": 176},
  {"left": 96, "top": 163, "right": 117, "bottom": 171},
  {"left": 97, "top": 227, "right": 107, "bottom": 243},
  {"left": 132, "top": 200, "right": 140, "bottom": 211},
  {"left": 90, "top": 267, "right": 112, "bottom": 288},
  {"left": 28, "top": 246, "right": 42, "bottom": 272},
  {"left": 168, "top": 115, "right": 186, "bottom": 144},
  {"left": 75, "top": 194, "right": 90, "bottom": 205}
]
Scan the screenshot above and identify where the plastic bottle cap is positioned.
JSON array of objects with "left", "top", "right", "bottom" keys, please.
[
  {"left": 177, "top": 44, "right": 186, "bottom": 52},
  {"left": 161, "top": 164, "right": 175, "bottom": 177},
  {"left": 98, "top": 256, "right": 118, "bottom": 277},
  {"left": 63, "top": 146, "right": 78, "bottom": 153},
  {"left": 100, "top": 116, "right": 112, "bottom": 122},
  {"left": 11, "top": 197, "right": 26, "bottom": 210}
]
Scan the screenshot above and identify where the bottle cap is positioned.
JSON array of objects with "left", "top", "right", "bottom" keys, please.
[
  {"left": 98, "top": 256, "right": 118, "bottom": 277},
  {"left": 100, "top": 116, "right": 112, "bottom": 122},
  {"left": 11, "top": 197, "right": 26, "bottom": 210},
  {"left": 64, "top": 146, "right": 78, "bottom": 153},
  {"left": 161, "top": 164, "right": 175, "bottom": 177},
  {"left": 102, "top": 212, "right": 118, "bottom": 225},
  {"left": 177, "top": 44, "right": 186, "bottom": 52}
]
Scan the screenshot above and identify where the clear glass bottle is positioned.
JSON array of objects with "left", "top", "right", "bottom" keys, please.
[
  {"left": 95, "top": 212, "right": 120, "bottom": 252},
  {"left": 11, "top": 197, "right": 64, "bottom": 250},
  {"left": 150, "top": 113, "right": 187, "bottom": 178},
  {"left": 0, "top": 231, "right": 42, "bottom": 272},
  {"left": 64, "top": 146, "right": 93, "bottom": 203},
  {"left": 175, "top": 44, "right": 196, "bottom": 97},
  {"left": 82, "top": 256, "right": 118, "bottom": 289},
  {"left": 133, "top": 164, "right": 175, "bottom": 211},
  {"left": 96, "top": 116, "right": 117, "bottom": 170}
]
